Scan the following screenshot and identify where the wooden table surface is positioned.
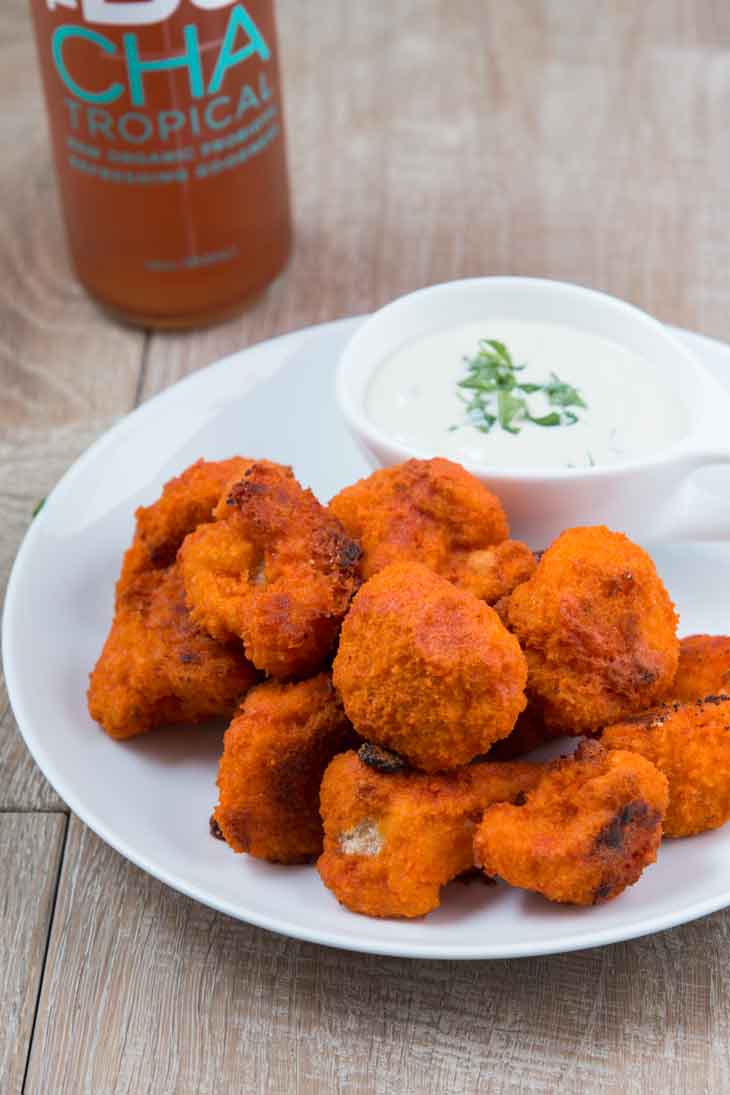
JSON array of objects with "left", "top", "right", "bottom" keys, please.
[{"left": 3, "top": 2, "right": 730, "bottom": 1092}]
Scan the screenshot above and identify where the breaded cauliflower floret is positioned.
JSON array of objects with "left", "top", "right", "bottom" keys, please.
[
  {"left": 672, "top": 635, "right": 730, "bottom": 704},
  {"left": 332, "top": 562, "right": 527, "bottom": 771},
  {"left": 503, "top": 526, "right": 679, "bottom": 733},
  {"left": 474, "top": 741, "right": 668, "bottom": 905},
  {"left": 601, "top": 695, "right": 730, "bottom": 837},
  {"left": 88, "top": 563, "right": 258, "bottom": 740},
  {"left": 329, "top": 458, "right": 535, "bottom": 603},
  {"left": 214, "top": 674, "right": 356, "bottom": 863},
  {"left": 179, "top": 462, "right": 361, "bottom": 679},
  {"left": 317, "top": 749, "right": 544, "bottom": 917},
  {"left": 118, "top": 457, "right": 253, "bottom": 596}
]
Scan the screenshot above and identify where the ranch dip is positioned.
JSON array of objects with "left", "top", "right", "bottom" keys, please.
[{"left": 365, "top": 320, "right": 687, "bottom": 469}]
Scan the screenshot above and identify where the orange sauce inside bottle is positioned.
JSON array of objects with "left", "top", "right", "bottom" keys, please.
[{"left": 29, "top": 0, "right": 291, "bottom": 329}]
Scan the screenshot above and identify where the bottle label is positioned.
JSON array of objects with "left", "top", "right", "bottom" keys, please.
[{"left": 41, "top": 1, "right": 283, "bottom": 188}]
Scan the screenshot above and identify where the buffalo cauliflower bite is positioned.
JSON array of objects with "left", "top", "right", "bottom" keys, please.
[
  {"left": 601, "top": 695, "right": 730, "bottom": 837},
  {"left": 329, "top": 458, "right": 536, "bottom": 603},
  {"left": 88, "top": 563, "right": 258, "bottom": 740},
  {"left": 213, "top": 674, "right": 356, "bottom": 864},
  {"left": 179, "top": 462, "right": 361, "bottom": 679},
  {"left": 672, "top": 635, "right": 730, "bottom": 704},
  {"left": 332, "top": 562, "right": 528, "bottom": 772},
  {"left": 117, "top": 457, "right": 253, "bottom": 597},
  {"left": 502, "top": 526, "right": 679, "bottom": 733},
  {"left": 317, "top": 749, "right": 545, "bottom": 917},
  {"left": 474, "top": 741, "right": 668, "bottom": 905}
]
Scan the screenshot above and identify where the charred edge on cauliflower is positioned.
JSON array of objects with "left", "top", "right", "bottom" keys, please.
[
  {"left": 594, "top": 799, "right": 660, "bottom": 851},
  {"left": 358, "top": 741, "right": 408, "bottom": 773}
]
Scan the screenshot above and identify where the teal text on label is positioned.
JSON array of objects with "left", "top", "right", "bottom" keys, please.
[{"left": 51, "top": 3, "right": 270, "bottom": 107}]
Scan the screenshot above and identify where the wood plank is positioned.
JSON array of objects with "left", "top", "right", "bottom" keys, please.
[
  {"left": 6, "top": 1, "right": 730, "bottom": 1091},
  {"left": 0, "top": 812, "right": 66, "bottom": 1095},
  {"left": 0, "top": 0, "right": 145, "bottom": 809},
  {"left": 24, "top": 815, "right": 730, "bottom": 1095},
  {"left": 142, "top": 0, "right": 730, "bottom": 402}
]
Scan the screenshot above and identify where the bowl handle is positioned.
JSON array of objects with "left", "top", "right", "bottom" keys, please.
[{"left": 655, "top": 448, "right": 730, "bottom": 541}]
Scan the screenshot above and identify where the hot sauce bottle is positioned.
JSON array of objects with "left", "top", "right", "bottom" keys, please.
[{"left": 29, "top": 1, "right": 292, "bottom": 329}]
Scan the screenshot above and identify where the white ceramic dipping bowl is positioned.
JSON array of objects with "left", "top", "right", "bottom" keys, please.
[{"left": 336, "top": 277, "right": 730, "bottom": 547}]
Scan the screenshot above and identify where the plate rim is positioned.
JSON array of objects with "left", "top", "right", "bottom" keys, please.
[{"left": 4, "top": 315, "right": 730, "bottom": 960}]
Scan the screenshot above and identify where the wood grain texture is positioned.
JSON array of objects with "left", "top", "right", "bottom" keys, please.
[
  {"left": 5, "top": 0, "right": 730, "bottom": 1091},
  {"left": 23, "top": 817, "right": 730, "bottom": 1095},
  {"left": 142, "top": 0, "right": 730, "bottom": 401},
  {"left": 0, "top": 813, "right": 66, "bottom": 1095},
  {"left": 0, "top": 0, "right": 145, "bottom": 809}
]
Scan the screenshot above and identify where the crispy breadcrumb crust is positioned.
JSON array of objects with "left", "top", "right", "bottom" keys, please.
[
  {"left": 214, "top": 674, "right": 357, "bottom": 863},
  {"left": 117, "top": 457, "right": 253, "bottom": 597},
  {"left": 601, "top": 695, "right": 730, "bottom": 837},
  {"left": 461, "top": 539, "right": 538, "bottom": 604},
  {"left": 179, "top": 462, "right": 361, "bottom": 678},
  {"left": 317, "top": 750, "right": 544, "bottom": 917},
  {"left": 332, "top": 562, "right": 528, "bottom": 771},
  {"left": 672, "top": 635, "right": 730, "bottom": 704},
  {"left": 88, "top": 564, "right": 258, "bottom": 739},
  {"left": 503, "top": 526, "right": 679, "bottom": 733},
  {"left": 474, "top": 741, "right": 668, "bottom": 905},
  {"left": 329, "top": 458, "right": 535, "bottom": 602}
]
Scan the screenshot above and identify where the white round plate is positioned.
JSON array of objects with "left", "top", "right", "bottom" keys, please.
[{"left": 4, "top": 317, "right": 730, "bottom": 960}]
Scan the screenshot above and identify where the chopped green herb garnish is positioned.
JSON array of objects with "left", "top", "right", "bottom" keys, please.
[
  {"left": 453, "top": 340, "right": 587, "bottom": 436},
  {"left": 543, "top": 373, "right": 587, "bottom": 409},
  {"left": 497, "top": 389, "right": 524, "bottom": 434},
  {"left": 528, "top": 411, "right": 562, "bottom": 427},
  {"left": 32, "top": 497, "right": 46, "bottom": 519}
]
